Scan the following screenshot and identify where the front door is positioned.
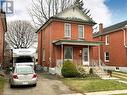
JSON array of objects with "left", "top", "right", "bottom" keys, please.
[{"left": 82, "top": 47, "right": 89, "bottom": 65}]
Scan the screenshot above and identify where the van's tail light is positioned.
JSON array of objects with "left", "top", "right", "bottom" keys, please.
[
  {"left": 13, "top": 74, "right": 18, "bottom": 79},
  {"left": 32, "top": 74, "right": 37, "bottom": 78}
]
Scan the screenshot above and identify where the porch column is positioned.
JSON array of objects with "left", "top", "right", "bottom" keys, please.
[
  {"left": 61, "top": 44, "right": 64, "bottom": 63},
  {"left": 98, "top": 45, "right": 101, "bottom": 66}
]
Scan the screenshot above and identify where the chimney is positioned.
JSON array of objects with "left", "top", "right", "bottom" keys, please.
[{"left": 99, "top": 23, "right": 103, "bottom": 32}]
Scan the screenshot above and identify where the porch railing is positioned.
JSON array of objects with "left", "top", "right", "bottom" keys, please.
[
  {"left": 55, "top": 59, "right": 108, "bottom": 77},
  {"left": 56, "top": 59, "right": 106, "bottom": 67}
]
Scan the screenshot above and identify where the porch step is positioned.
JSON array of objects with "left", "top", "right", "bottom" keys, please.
[
  {"left": 93, "top": 66, "right": 109, "bottom": 78},
  {"left": 81, "top": 66, "right": 108, "bottom": 78}
]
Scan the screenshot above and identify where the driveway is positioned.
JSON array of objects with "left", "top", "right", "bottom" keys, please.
[{"left": 3, "top": 73, "right": 75, "bottom": 95}]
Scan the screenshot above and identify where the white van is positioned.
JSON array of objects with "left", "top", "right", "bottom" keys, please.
[{"left": 13, "top": 49, "right": 36, "bottom": 68}]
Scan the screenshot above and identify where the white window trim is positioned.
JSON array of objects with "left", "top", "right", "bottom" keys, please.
[
  {"left": 78, "top": 25, "right": 84, "bottom": 38},
  {"left": 82, "top": 47, "right": 90, "bottom": 65},
  {"left": 64, "top": 46, "right": 73, "bottom": 60},
  {"left": 104, "top": 52, "right": 109, "bottom": 62},
  {"left": 42, "top": 48, "right": 45, "bottom": 61},
  {"left": 64, "top": 23, "right": 71, "bottom": 38},
  {"left": 105, "top": 35, "right": 109, "bottom": 45}
]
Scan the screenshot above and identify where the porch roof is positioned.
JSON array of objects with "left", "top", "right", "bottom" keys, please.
[{"left": 53, "top": 39, "right": 103, "bottom": 46}]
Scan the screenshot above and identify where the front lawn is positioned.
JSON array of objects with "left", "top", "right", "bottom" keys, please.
[
  {"left": 0, "top": 76, "right": 4, "bottom": 93},
  {"left": 63, "top": 78, "right": 127, "bottom": 93}
]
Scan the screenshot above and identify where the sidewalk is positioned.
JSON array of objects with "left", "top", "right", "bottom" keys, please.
[
  {"left": 85, "top": 90, "right": 127, "bottom": 95},
  {"left": 61, "top": 93, "right": 83, "bottom": 95},
  {"left": 62, "top": 90, "right": 127, "bottom": 95}
]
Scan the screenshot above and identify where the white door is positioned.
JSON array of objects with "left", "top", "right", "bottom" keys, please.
[{"left": 82, "top": 47, "right": 89, "bottom": 65}]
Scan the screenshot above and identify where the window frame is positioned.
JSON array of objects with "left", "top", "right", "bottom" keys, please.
[
  {"left": 64, "top": 23, "right": 71, "bottom": 38},
  {"left": 64, "top": 47, "right": 73, "bottom": 60},
  {"left": 105, "top": 35, "right": 109, "bottom": 45},
  {"left": 78, "top": 25, "right": 84, "bottom": 39},
  {"left": 42, "top": 48, "right": 45, "bottom": 62},
  {"left": 104, "top": 52, "right": 109, "bottom": 62}
]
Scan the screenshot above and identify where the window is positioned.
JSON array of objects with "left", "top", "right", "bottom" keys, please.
[
  {"left": 78, "top": 25, "right": 84, "bottom": 38},
  {"left": 15, "top": 56, "right": 33, "bottom": 63},
  {"left": 105, "top": 35, "right": 109, "bottom": 45},
  {"left": 42, "top": 48, "right": 45, "bottom": 61},
  {"left": 104, "top": 52, "right": 109, "bottom": 62},
  {"left": 64, "top": 47, "right": 73, "bottom": 60},
  {"left": 43, "top": 30, "right": 46, "bottom": 46},
  {"left": 64, "top": 23, "right": 71, "bottom": 37},
  {"left": 16, "top": 66, "right": 34, "bottom": 74}
]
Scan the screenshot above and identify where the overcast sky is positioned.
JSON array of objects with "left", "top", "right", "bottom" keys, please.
[{"left": 6, "top": 0, "right": 127, "bottom": 28}]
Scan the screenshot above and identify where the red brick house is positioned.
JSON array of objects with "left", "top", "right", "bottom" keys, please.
[
  {"left": 93, "top": 21, "right": 127, "bottom": 72},
  {"left": 0, "top": 11, "right": 7, "bottom": 66},
  {"left": 37, "top": 6, "right": 102, "bottom": 74}
]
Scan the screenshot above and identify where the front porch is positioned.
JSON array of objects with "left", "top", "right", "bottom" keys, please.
[
  {"left": 53, "top": 39, "right": 102, "bottom": 65},
  {"left": 52, "top": 39, "right": 103, "bottom": 75}
]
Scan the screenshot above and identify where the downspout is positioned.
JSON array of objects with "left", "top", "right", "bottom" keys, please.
[
  {"left": 49, "top": 23, "right": 52, "bottom": 68},
  {"left": 98, "top": 45, "right": 101, "bottom": 66},
  {"left": 88, "top": 45, "right": 90, "bottom": 66},
  {"left": 41, "top": 32, "right": 42, "bottom": 65},
  {"left": 122, "top": 26, "right": 127, "bottom": 48}
]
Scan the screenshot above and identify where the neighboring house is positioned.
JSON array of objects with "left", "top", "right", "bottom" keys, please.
[
  {"left": 37, "top": 6, "right": 102, "bottom": 74},
  {"left": 0, "top": 11, "right": 7, "bottom": 66},
  {"left": 93, "top": 21, "right": 127, "bottom": 72},
  {"left": 4, "top": 41, "right": 12, "bottom": 68}
]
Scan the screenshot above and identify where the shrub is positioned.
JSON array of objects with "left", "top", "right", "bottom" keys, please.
[
  {"left": 77, "top": 66, "right": 87, "bottom": 78},
  {"left": 87, "top": 68, "right": 99, "bottom": 78},
  {"left": 107, "top": 70, "right": 112, "bottom": 77},
  {"left": 61, "top": 60, "right": 79, "bottom": 78},
  {"left": 89, "top": 68, "right": 94, "bottom": 75}
]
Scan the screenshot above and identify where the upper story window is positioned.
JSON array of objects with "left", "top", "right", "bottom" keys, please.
[
  {"left": 104, "top": 52, "right": 109, "bottom": 62},
  {"left": 64, "top": 23, "right": 71, "bottom": 38},
  {"left": 105, "top": 35, "right": 109, "bottom": 45},
  {"left": 43, "top": 30, "right": 46, "bottom": 46},
  {"left": 78, "top": 25, "right": 84, "bottom": 38}
]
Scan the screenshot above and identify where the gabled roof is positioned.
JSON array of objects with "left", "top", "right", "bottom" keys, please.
[
  {"left": 93, "top": 20, "right": 127, "bottom": 37},
  {"left": 36, "top": 6, "right": 96, "bottom": 33},
  {"left": 53, "top": 6, "right": 95, "bottom": 23}
]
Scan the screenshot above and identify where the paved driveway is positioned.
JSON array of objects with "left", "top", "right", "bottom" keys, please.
[{"left": 3, "top": 73, "right": 75, "bottom": 95}]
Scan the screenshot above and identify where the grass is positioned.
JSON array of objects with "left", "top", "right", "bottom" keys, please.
[
  {"left": 0, "top": 76, "right": 4, "bottom": 93},
  {"left": 63, "top": 78, "right": 127, "bottom": 93}
]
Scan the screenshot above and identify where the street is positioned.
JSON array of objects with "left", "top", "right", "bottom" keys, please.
[{"left": 3, "top": 73, "right": 75, "bottom": 95}]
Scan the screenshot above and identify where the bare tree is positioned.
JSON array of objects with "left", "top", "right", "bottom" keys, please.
[
  {"left": 74, "top": 0, "right": 84, "bottom": 10},
  {"left": 29, "top": 0, "right": 73, "bottom": 27},
  {"left": 6, "top": 20, "right": 37, "bottom": 49}
]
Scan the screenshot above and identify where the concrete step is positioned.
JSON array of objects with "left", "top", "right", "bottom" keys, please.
[{"left": 113, "top": 72, "right": 127, "bottom": 77}]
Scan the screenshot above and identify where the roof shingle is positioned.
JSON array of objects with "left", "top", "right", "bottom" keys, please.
[{"left": 93, "top": 20, "right": 127, "bottom": 37}]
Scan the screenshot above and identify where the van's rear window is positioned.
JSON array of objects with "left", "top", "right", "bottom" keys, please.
[{"left": 16, "top": 56, "right": 33, "bottom": 63}]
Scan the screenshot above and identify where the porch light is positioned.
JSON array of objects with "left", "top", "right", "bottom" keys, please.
[{"left": 79, "top": 49, "right": 82, "bottom": 54}]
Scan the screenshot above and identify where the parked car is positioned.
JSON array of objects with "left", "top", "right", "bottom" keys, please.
[{"left": 9, "top": 65, "right": 37, "bottom": 88}]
